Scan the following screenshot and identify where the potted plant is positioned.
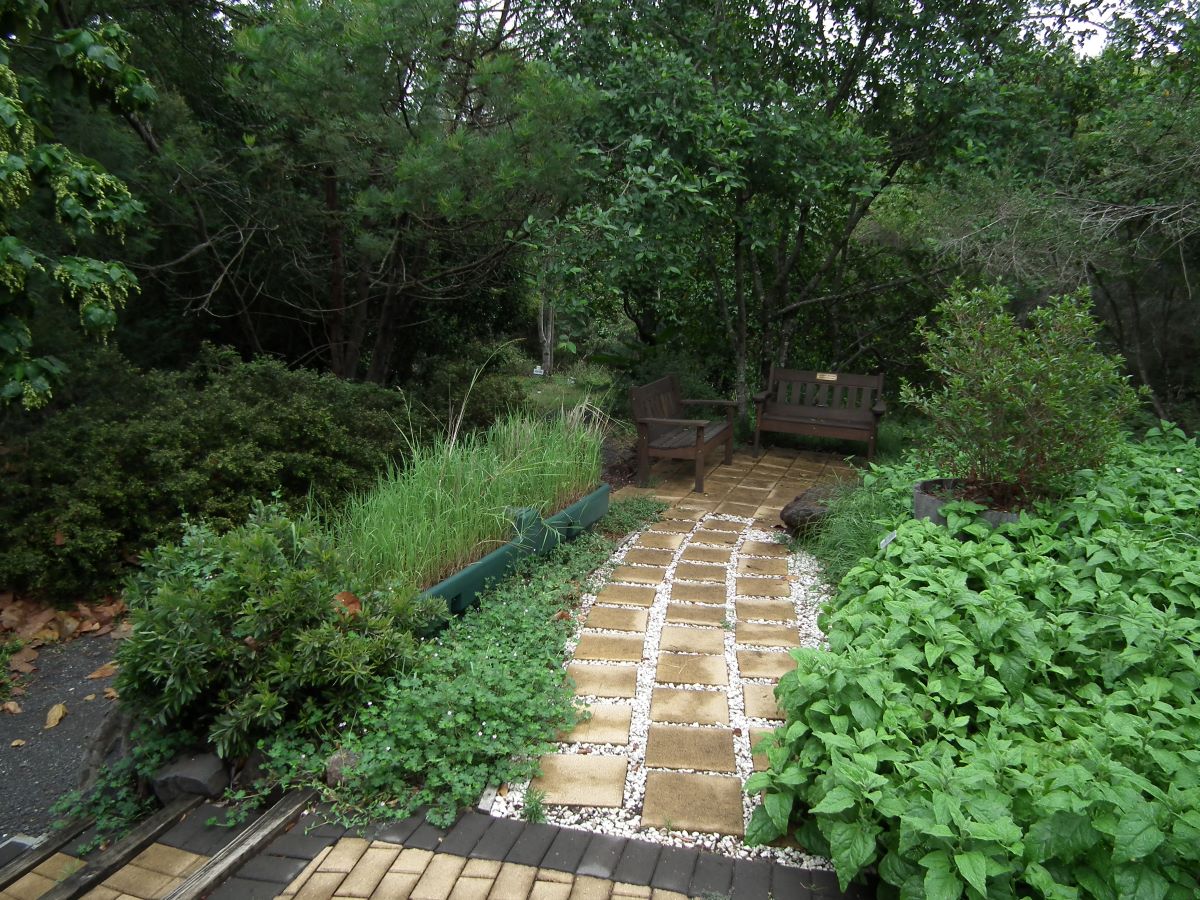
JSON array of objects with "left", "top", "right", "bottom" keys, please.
[{"left": 900, "top": 283, "right": 1142, "bottom": 523}]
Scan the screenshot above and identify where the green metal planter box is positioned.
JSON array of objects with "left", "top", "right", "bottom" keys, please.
[{"left": 419, "top": 483, "right": 610, "bottom": 616}]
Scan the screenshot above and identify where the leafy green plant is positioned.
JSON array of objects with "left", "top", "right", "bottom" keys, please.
[
  {"left": 900, "top": 283, "right": 1142, "bottom": 506},
  {"left": 523, "top": 787, "right": 547, "bottom": 824},
  {"left": 116, "top": 502, "right": 438, "bottom": 758},
  {"left": 747, "top": 425, "right": 1200, "bottom": 897},
  {"left": 0, "top": 638, "right": 20, "bottom": 700}
]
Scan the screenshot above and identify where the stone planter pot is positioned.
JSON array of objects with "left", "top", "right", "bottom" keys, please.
[{"left": 913, "top": 478, "right": 1019, "bottom": 528}]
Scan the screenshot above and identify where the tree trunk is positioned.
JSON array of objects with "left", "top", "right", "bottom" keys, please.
[{"left": 539, "top": 298, "right": 555, "bottom": 374}]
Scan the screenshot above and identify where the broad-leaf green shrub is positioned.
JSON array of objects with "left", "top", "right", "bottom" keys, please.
[
  {"left": 116, "top": 503, "right": 439, "bottom": 759},
  {"left": 900, "top": 283, "right": 1141, "bottom": 505},
  {"left": 748, "top": 425, "right": 1200, "bottom": 898},
  {"left": 0, "top": 346, "right": 414, "bottom": 599}
]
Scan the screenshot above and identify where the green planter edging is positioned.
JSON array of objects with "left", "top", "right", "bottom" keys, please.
[{"left": 419, "top": 483, "right": 610, "bottom": 616}]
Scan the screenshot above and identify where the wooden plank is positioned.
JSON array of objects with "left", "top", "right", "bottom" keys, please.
[
  {"left": 164, "top": 789, "right": 317, "bottom": 900},
  {"left": 0, "top": 821, "right": 91, "bottom": 891},
  {"left": 38, "top": 796, "right": 202, "bottom": 900}
]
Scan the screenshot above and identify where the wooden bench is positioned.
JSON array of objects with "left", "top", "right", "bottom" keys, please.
[
  {"left": 631, "top": 375, "right": 735, "bottom": 493},
  {"left": 753, "top": 367, "right": 886, "bottom": 459}
]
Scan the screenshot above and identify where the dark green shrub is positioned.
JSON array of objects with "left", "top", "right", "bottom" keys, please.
[
  {"left": 0, "top": 345, "right": 414, "bottom": 599},
  {"left": 900, "top": 283, "right": 1142, "bottom": 505},
  {"left": 411, "top": 340, "right": 528, "bottom": 434},
  {"left": 116, "top": 503, "right": 440, "bottom": 759}
]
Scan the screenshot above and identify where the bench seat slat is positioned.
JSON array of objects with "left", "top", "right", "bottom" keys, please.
[{"left": 649, "top": 422, "right": 730, "bottom": 450}]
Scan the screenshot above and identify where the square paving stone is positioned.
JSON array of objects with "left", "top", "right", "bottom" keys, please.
[
  {"left": 656, "top": 653, "right": 727, "bottom": 686},
  {"left": 737, "top": 650, "right": 796, "bottom": 679},
  {"left": 338, "top": 845, "right": 401, "bottom": 896},
  {"left": 562, "top": 702, "right": 632, "bottom": 744},
  {"left": 585, "top": 606, "right": 648, "bottom": 633},
  {"left": 637, "top": 533, "right": 685, "bottom": 551},
  {"left": 532, "top": 756, "right": 628, "bottom": 807},
  {"left": 130, "top": 844, "right": 204, "bottom": 878},
  {"left": 740, "top": 540, "right": 789, "bottom": 558},
  {"left": 735, "top": 578, "right": 790, "bottom": 598},
  {"left": 568, "top": 663, "right": 638, "bottom": 698},
  {"left": 736, "top": 623, "right": 800, "bottom": 648},
  {"left": 650, "top": 688, "right": 729, "bottom": 725},
  {"left": 575, "top": 634, "right": 645, "bottom": 662},
  {"left": 700, "top": 517, "right": 744, "bottom": 532},
  {"left": 645, "top": 725, "right": 735, "bottom": 772},
  {"left": 658, "top": 625, "right": 724, "bottom": 654},
  {"left": 731, "top": 487, "right": 771, "bottom": 503},
  {"left": 665, "top": 604, "right": 727, "bottom": 627},
  {"left": 736, "top": 557, "right": 789, "bottom": 577},
  {"left": 735, "top": 599, "right": 795, "bottom": 622},
  {"left": 641, "top": 773, "right": 745, "bottom": 835},
  {"left": 663, "top": 507, "right": 704, "bottom": 521},
  {"left": 679, "top": 498, "right": 720, "bottom": 511},
  {"left": 624, "top": 548, "right": 675, "bottom": 566},
  {"left": 690, "top": 529, "right": 739, "bottom": 546},
  {"left": 743, "top": 684, "right": 784, "bottom": 720},
  {"left": 610, "top": 566, "right": 667, "bottom": 586},
  {"left": 674, "top": 563, "right": 725, "bottom": 584},
  {"left": 679, "top": 546, "right": 732, "bottom": 565},
  {"left": 596, "top": 585, "right": 656, "bottom": 608},
  {"left": 715, "top": 501, "right": 760, "bottom": 517},
  {"left": 647, "top": 520, "right": 694, "bottom": 534},
  {"left": 670, "top": 583, "right": 726, "bottom": 605}
]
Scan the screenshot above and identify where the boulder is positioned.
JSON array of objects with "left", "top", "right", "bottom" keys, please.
[
  {"left": 152, "top": 752, "right": 229, "bottom": 803},
  {"left": 325, "top": 748, "right": 362, "bottom": 788},
  {"left": 780, "top": 485, "right": 837, "bottom": 533}
]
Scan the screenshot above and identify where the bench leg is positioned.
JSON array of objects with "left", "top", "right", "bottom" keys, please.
[
  {"left": 693, "top": 451, "right": 705, "bottom": 494},
  {"left": 636, "top": 439, "right": 650, "bottom": 487},
  {"left": 867, "top": 431, "right": 877, "bottom": 461},
  {"left": 724, "top": 431, "right": 733, "bottom": 465}
]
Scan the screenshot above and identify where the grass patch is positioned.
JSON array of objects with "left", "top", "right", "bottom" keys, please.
[
  {"left": 1, "top": 638, "right": 20, "bottom": 701},
  {"left": 264, "top": 496, "right": 663, "bottom": 825},
  {"left": 796, "top": 477, "right": 907, "bottom": 587},
  {"left": 336, "top": 409, "right": 602, "bottom": 592}
]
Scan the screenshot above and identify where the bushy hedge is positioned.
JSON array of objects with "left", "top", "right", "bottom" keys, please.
[
  {"left": 0, "top": 346, "right": 413, "bottom": 599},
  {"left": 749, "top": 425, "right": 1200, "bottom": 898}
]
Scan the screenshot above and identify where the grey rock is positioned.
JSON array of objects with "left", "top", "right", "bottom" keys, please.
[
  {"left": 234, "top": 748, "right": 269, "bottom": 790},
  {"left": 324, "top": 748, "right": 361, "bottom": 788},
  {"left": 780, "top": 484, "right": 837, "bottom": 533},
  {"left": 152, "top": 753, "right": 229, "bottom": 803}
]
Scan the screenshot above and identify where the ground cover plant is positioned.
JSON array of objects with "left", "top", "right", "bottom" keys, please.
[
  {"left": 263, "top": 497, "right": 665, "bottom": 826},
  {"left": 337, "top": 409, "right": 602, "bottom": 592},
  {"left": 748, "top": 425, "right": 1200, "bottom": 898}
]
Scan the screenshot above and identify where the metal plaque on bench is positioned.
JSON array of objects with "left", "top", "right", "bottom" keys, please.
[{"left": 816, "top": 372, "right": 838, "bottom": 381}]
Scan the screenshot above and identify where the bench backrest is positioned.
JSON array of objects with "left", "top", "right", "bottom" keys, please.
[
  {"left": 766, "top": 366, "right": 883, "bottom": 413},
  {"left": 630, "top": 375, "right": 683, "bottom": 441}
]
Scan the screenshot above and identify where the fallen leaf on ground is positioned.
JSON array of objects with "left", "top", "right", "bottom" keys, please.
[
  {"left": 84, "top": 694, "right": 96, "bottom": 702},
  {"left": 8, "top": 645, "right": 38, "bottom": 674},
  {"left": 104, "top": 687, "right": 119, "bottom": 700},
  {"left": 2, "top": 701, "right": 20, "bottom": 714},
  {"left": 11, "top": 739, "right": 25, "bottom": 747},
  {"left": 45, "top": 702, "right": 67, "bottom": 729},
  {"left": 87, "top": 661, "right": 118, "bottom": 680},
  {"left": 334, "top": 591, "right": 361, "bottom": 616}
]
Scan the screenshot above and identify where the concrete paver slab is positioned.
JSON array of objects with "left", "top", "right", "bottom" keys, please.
[
  {"left": 575, "top": 634, "right": 645, "bottom": 663},
  {"left": 690, "top": 530, "right": 738, "bottom": 546},
  {"left": 735, "top": 578, "right": 789, "bottom": 598},
  {"left": 532, "top": 756, "right": 629, "bottom": 807},
  {"left": 641, "top": 773, "right": 745, "bottom": 835},
  {"left": 664, "top": 604, "right": 726, "bottom": 627},
  {"left": 568, "top": 663, "right": 638, "bottom": 698},
  {"left": 714, "top": 501, "right": 759, "bottom": 518},
  {"left": 595, "top": 585, "right": 656, "bottom": 608},
  {"left": 645, "top": 726, "right": 735, "bottom": 772},
  {"left": 657, "top": 626, "right": 723, "bottom": 654},
  {"left": 609, "top": 566, "right": 667, "bottom": 586},
  {"left": 672, "top": 563, "right": 724, "bottom": 583},
  {"left": 636, "top": 533, "right": 685, "bottom": 551},
  {"left": 740, "top": 541, "right": 788, "bottom": 558},
  {"left": 735, "top": 623, "right": 799, "bottom": 648},
  {"left": 655, "top": 653, "right": 727, "bottom": 686},
  {"left": 623, "top": 549, "right": 674, "bottom": 567},
  {"left": 562, "top": 703, "right": 632, "bottom": 744},
  {"left": 585, "top": 606, "right": 649, "bottom": 633},
  {"left": 668, "top": 583, "right": 725, "bottom": 605},
  {"left": 736, "top": 650, "right": 796, "bottom": 679},
  {"left": 735, "top": 599, "right": 795, "bottom": 622},
  {"left": 649, "top": 688, "right": 729, "bottom": 725},
  {"left": 679, "top": 546, "right": 732, "bottom": 565},
  {"left": 699, "top": 518, "right": 742, "bottom": 532},
  {"left": 742, "top": 684, "right": 784, "bottom": 720},
  {"left": 735, "top": 557, "right": 788, "bottom": 577}
]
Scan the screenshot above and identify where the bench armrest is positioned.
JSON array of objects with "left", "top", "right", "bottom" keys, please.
[
  {"left": 752, "top": 390, "right": 770, "bottom": 403},
  {"left": 682, "top": 398, "right": 736, "bottom": 408},
  {"left": 872, "top": 399, "right": 888, "bottom": 416},
  {"left": 637, "top": 417, "right": 710, "bottom": 428}
]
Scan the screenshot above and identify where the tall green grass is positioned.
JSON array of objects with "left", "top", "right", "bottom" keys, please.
[{"left": 337, "top": 409, "right": 602, "bottom": 593}]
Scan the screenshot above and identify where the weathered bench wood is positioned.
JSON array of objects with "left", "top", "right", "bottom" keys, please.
[
  {"left": 631, "top": 375, "right": 735, "bottom": 493},
  {"left": 754, "top": 367, "right": 885, "bottom": 459}
]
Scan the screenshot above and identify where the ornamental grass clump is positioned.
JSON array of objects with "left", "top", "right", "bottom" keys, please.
[{"left": 900, "top": 283, "right": 1141, "bottom": 507}]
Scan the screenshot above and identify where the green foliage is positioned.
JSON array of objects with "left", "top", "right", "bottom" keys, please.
[
  {"left": 797, "top": 475, "right": 910, "bottom": 588},
  {"left": 116, "top": 503, "right": 433, "bottom": 759},
  {"left": 747, "top": 425, "right": 1200, "bottom": 897},
  {"left": 900, "top": 283, "right": 1141, "bottom": 504},
  {"left": 264, "top": 498, "right": 661, "bottom": 826},
  {"left": 522, "top": 787, "right": 548, "bottom": 824},
  {"left": 0, "top": 346, "right": 410, "bottom": 599},
  {"left": 0, "top": 637, "right": 19, "bottom": 701},
  {"left": 336, "top": 409, "right": 602, "bottom": 592}
]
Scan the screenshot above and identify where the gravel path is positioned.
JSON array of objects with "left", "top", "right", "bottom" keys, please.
[{"left": 0, "top": 636, "right": 121, "bottom": 839}]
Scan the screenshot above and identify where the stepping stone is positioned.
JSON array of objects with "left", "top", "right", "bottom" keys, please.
[
  {"left": 739, "top": 477, "right": 779, "bottom": 489},
  {"left": 645, "top": 725, "right": 735, "bottom": 772},
  {"left": 743, "top": 684, "right": 784, "bottom": 720},
  {"left": 596, "top": 585, "right": 656, "bottom": 608},
  {"left": 680, "top": 546, "right": 732, "bottom": 565},
  {"left": 679, "top": 499, "right": 720, "bottom": 511},
  {"left": 736, "top": 578, "right": 790, "bottom": 598},
  {"left": 648, "top": 520, "right": 694, "bottom": 534},
  {"left": 576, "top": 634, "right": 644, "bottom": 663},
  {"left": 585, "top": 606, "right": 648, "bottom": 633},
  {"left": 642, "top": 773, "right": 745, "bottom": 835},
  {"left": 700, "top": 518, "right": 743, "bottom": 532},
  {"left": 715, "top": 501, "right": 760, "bottom": 517},
  {"left": 568, "top": 663, "right": 638, "bottom": 698},
  {"left": 637, "top": 533, "right": 685, "bottom": 551},
  {"left": 735, "top": 599, "right": 794, "bottom": 622},
  {"left": 610, "top": 566, "right": 667, "bottom": 586},
  {"left": 674, "top": 563, "right": 725, "bottom": 583},
  {"left": 624, "top": 548, "right": 674, "bottom": 566},
  {"left": 665, "top": 604, "right": 726, "bottom": 627},
  {"left": 691, "top": 529, "right": 739, "bottom": 546},
  {"left": 651, "top": 688, "right": 729, "bottom": 725},
  {"left": 532, "top": 756, "right": 628, "bottom": 807},
  {"left": 750, "top": 729, "right": 775, "bottom": 771},
  {"left": 741, "top": 541, "right": 788, "bottom": 558},
  {"left": 736, "top": 557, "right": 788, "bottom": 577},
  {"left": 736, "top": 623, "right": 799, "bottom": 648},
  {"left": 562, "top": 703, "right": 632, "bottom": 744},
  {"left": 664, "top": 507, "right": 704, "bottom": 521},
  {"left": 671, "top": 583, "right": 726, "bottom": 605},
  {"left": 737, "top": 650, "right": 796, "bottom": 679},
  {"left": 656, "top": 653, "right": 727, "bottom": 686},
  {"left": 659, "top": 625, "right": 724, "bottom": 654},
  {"left": 732, "top": 488, "right": 771, "bottom": 504}
]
